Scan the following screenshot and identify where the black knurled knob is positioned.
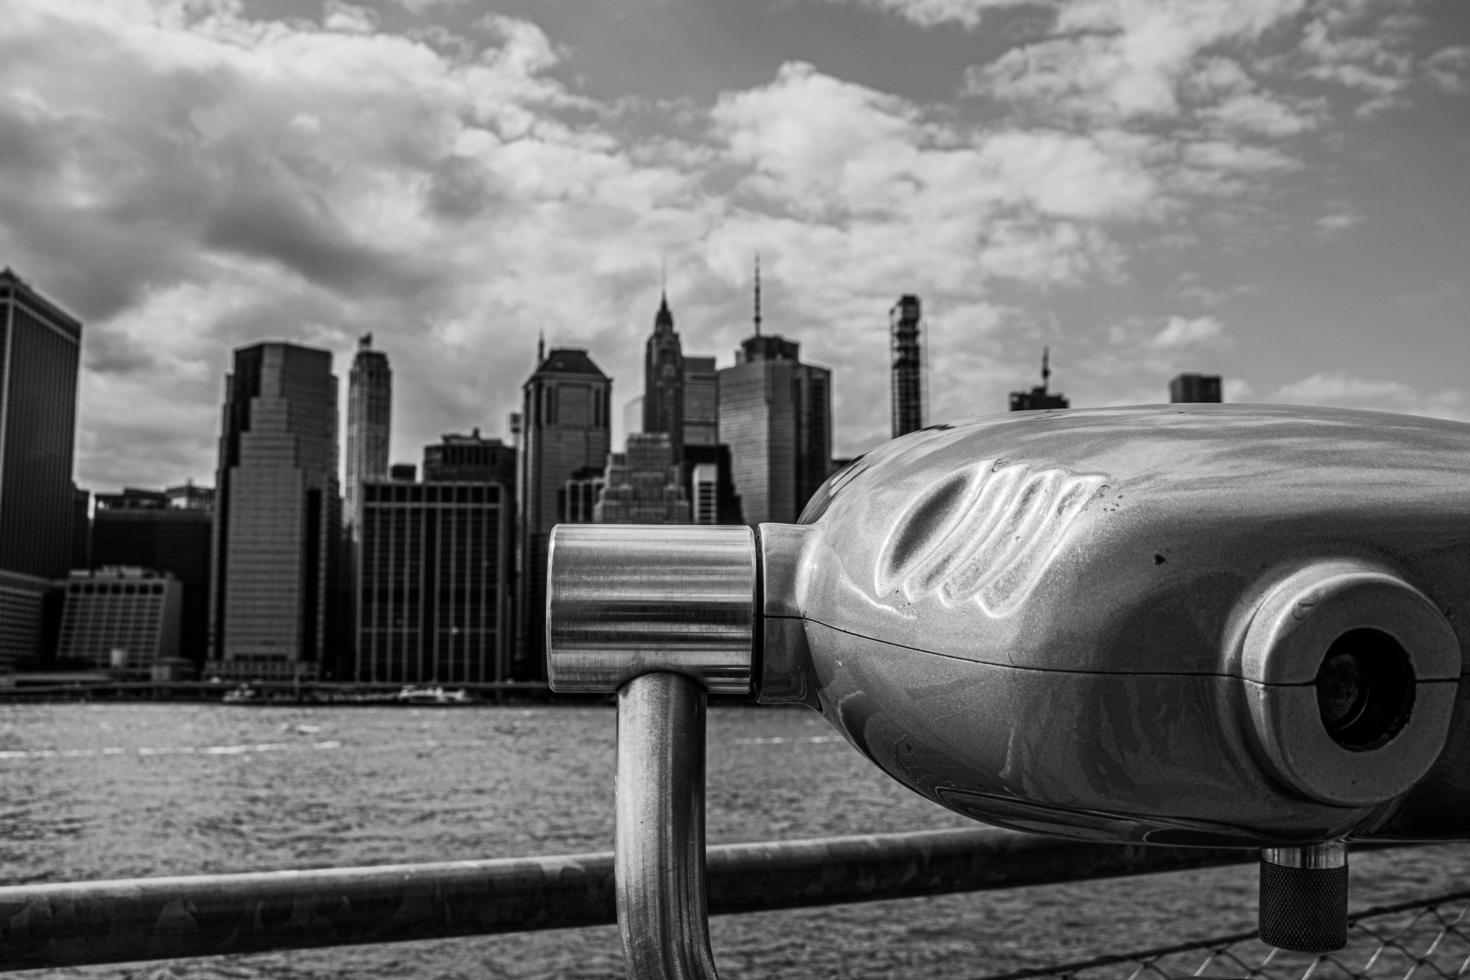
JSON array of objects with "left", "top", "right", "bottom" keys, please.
[{"left": 1259, "top": 858, "right": 1348, "bottom": 952}]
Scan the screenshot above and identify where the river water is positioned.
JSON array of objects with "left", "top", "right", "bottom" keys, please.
[{"left": 1, "top": 703, "right": 1466, "bottom": 979}]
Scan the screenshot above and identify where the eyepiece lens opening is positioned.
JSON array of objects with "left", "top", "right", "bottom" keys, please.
[{"left": 1315, "top": 628, "right": 1415, "bottom": 751}]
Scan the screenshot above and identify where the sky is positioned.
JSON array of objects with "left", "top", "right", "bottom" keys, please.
[{"left": 2, "top": 0, "right": 1468, "bottom": 493}]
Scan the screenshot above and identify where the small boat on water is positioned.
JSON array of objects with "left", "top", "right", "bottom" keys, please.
[{"left": 394, "top": 685, "right": 472, "bottom": 705}]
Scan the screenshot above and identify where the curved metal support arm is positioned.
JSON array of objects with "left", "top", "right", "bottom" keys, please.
[{"left": 616, "top": 672, "right": 720, "bottom": 980}]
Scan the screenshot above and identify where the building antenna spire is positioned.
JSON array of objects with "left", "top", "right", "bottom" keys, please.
[
  {"left": 660, "top": 253, "right": 667, "bottom": 302},
  {"left": 1041, "top": 346, "right": 1051, "bottom": 392},
  {"left": 753, "top": 253, "right": 762, "bottom": 337},
  {"left": 537, "top": 329, "right": 545, "bottom": 366}
]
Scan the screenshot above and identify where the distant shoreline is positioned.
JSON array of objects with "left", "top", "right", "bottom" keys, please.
[{"left": 0, "top": 679, "right": 561, "bottom": 706}]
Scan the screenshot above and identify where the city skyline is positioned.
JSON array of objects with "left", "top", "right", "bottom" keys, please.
[{"left": 2, "top": 1, "right": 1468, "bottom": 494}]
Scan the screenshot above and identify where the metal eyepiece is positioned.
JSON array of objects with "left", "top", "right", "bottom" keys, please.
[
  {"left": 546, "top": 524, "right": 758, "bottom": 694},
  {"left": 1239, "top": 560, "right": 1458, "bottom": 806}
]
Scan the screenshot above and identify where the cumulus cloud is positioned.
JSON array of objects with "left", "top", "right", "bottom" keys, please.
[
  {"left": 0, "top": 0, "right": 1461, "bottom": 490},
  {"left": 1272, "top": 374, "right": 1470, "bottom": 421},
  {"left": 813, "top": 0, "right": 1034, "bottom": 30},
  {"left": 1423, "top": 45, "right": 1470, "bottom": 94},
  {"left": 1150, "top": 315, "right": 1230, "bottom": 349},
  {"left": 971, "top": 0, "right": 1311, "bottom": 123}
]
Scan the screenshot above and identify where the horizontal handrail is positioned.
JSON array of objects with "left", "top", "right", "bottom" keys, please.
[{"left": 0, "top": 827, "right": 1261, "bottom": 972}]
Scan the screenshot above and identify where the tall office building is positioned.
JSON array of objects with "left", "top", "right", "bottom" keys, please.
[
  {"left": 643, "top": 293, "right": 685, "bottom": 458},
  {"left": 717, "top": 265, "right": 832, "bottom": 525},
  {"left": 356, "top": 479, "right": 511, "bottom": 684},
  {"left": 92, "top": 487, "right": 212, "bottom": 669},
  {"left": 0, "top": 268, "right": 82, "bottom": 582},
  {"left": 682, "top": 356, "right": 718, "bottom": 448},
  {"left": 423, "top": 430, "right": 516, "bottom": 487},
  {"left": 515, "top": 346, "right": 611, "bottom": 681},
  {"left": 345, "top": 334, "right": 391, "bottom": 529},
  {"left": 207, "top": 342, "right": 341, "bottom": 681},
  {"left": 891, "top": 295, "right": 925, "bottom": 438},
  {"left": 1009, "top": 348, "right": 1070, "bottom": 411},
  {"left": 1170, "top": 373, "right": 1223, "bottom": 403},
  {"left": 595, "top": 433, "right": 691, "bottom": 524}
]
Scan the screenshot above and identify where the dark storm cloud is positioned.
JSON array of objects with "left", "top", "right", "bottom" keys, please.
[
  {"left": 83, "top": 327, "right": 158, "bottom": 376},
  {"left": 201, "top": 148, "right": 443, "bottom": 299}
]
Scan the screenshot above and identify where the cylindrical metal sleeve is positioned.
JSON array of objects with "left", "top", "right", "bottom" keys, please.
[{"left": 547, "top": 525, "right": 757, "bottom": 694}]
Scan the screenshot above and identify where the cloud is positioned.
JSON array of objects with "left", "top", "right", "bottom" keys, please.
[
  {"left": 1423, "top": 45, "right": 1470, "bottom": 94},
  {"left": 323, "top": 2, "right": 379, "bottom": 35},
  {"left": 970, "top": 0, "right": 1311, "bottom": 123},
  {"left": 1150, "top": 315, "right": 1230, "bottom": 349},
  {"left": 812, "top": 0, "right": 1035, "bottom": 30},
  {"left": 1315, "top": 206, "right": 1364, "bottom": 235},
  {"left": 1271, "top": 373, "right": 1470, "bottom": 421},
  {"left": 1, "top": 0, "right": 1462, "bottom": 491}
]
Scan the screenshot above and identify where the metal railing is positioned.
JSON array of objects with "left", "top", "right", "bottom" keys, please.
[
  {"left": 0, "top": 826, "right": 1261, "bottom": 972},
  {"left": 980, "top": 891, "right": 1470, "bottom": 980}
]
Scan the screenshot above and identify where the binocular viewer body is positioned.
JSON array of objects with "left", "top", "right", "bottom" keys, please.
[{"left": 549, "top": 405, "right": 1470, "bottom": 850}]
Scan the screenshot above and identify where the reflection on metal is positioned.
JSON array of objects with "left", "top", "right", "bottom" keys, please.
[
  {"left": 873, "top": 459, "right": 1107, "bottom": 614},
  {"left": 754, "top": 405, "right": 1470, "bottom": 847},
  {"left": 0, "top": 829, "right": 1265, "bottom": 972},
  {"left": 547, "top": 524, "right": 756, "bottom": 695},
  {"left": 1260, "top": 840, "right": 1350, "bottom": 952},
  {"left": 616, "top": 673, "right": 719, "bottom": 979}
]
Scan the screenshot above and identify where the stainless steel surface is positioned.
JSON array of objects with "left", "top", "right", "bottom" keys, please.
[
  {"left": 1263, "top": 839, "right": 1348, "bottom": 870},
  {"left": 616, "top": 672, "right": 719, "bottom": 979},
  {"left": 547, "top": 525, "right": 756, "bottom": 694},
  {"left": 758, "top": 405, "right": 1470, "bottom": 845}
]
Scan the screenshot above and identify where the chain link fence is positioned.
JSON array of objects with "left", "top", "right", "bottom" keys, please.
[{"left": 981, "top": 892, "right": 1470, "bottom": 980}]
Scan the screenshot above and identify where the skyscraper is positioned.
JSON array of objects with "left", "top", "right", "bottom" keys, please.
[
  {"left": 717, "top": 262, "right": 832, "bottom": 525},
  {"left": 345, "top": 334, "right": 391, "bottom": 529},
  {"left": 0, "top": 268, "right": 82, "bottom": 581},
  {"left": 207, "top": 342, "right": 341, "bottom": 681},
  {"left": 356, "top": 479, "right": 511, "bottom": 684},
  {"left": 643, "top": 293, "right": 684, "bottom": 458},
  {"left": 1170, "top": 373, "right": 1223, "bottom": 403},
  {"left": 682, "top": 356, "right": 719, "bottom": 448},
  {"left": 891, "top": 294, "right": 925, "bottom": 438},
  {"left": 594, "top": 433, "right": 691, "bottom": 524},
  {"left": 1009, "top": 348, "right": 1070, "bottom": 411},
  {"left": 515, "top": 346, "right": 611, "bottom": 681}
]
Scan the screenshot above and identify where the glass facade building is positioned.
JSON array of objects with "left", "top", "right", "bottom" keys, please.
[
  {"left": 356, "top": 480, "right": 510, "bottom": 684},
  {"left": 682, "top": 356, "right": 719, "bottom": 448},
  {"left": 717, "top": 334, "right": 832, "bottom": 526},
  {"left": 0, "top": 268, "right": 82, "bottom": 583},
  {"left": 207, "top": 343, "right": 341, "bottom": 681}
]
